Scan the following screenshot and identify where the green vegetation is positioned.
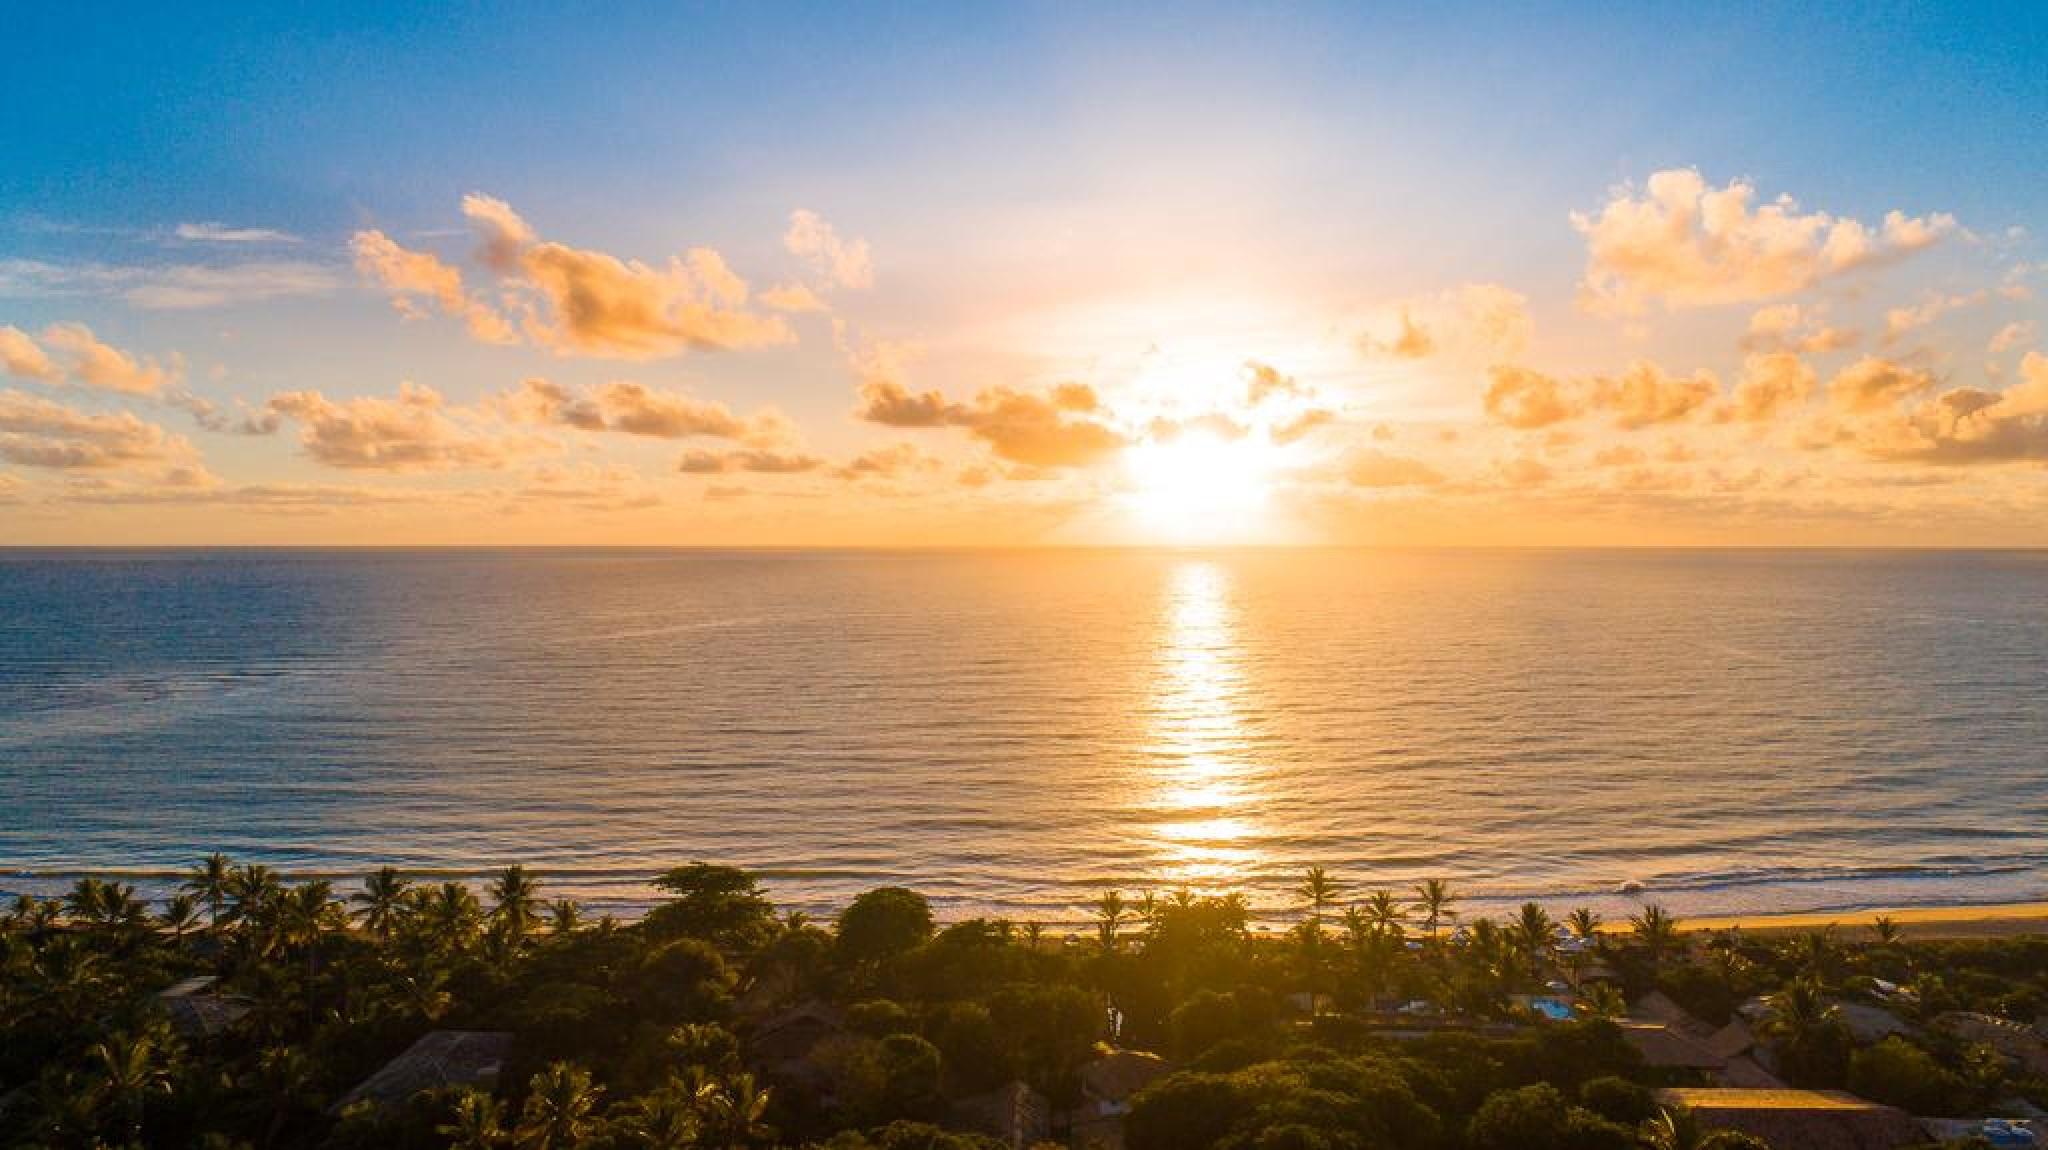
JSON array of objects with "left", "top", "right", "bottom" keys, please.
[{"left": 4, "top": 863, "right": 2045, "bottom": 1149}]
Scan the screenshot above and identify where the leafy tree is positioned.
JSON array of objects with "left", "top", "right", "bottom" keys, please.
[
  {"left": 1629, "top": 905, "right": 1681, "bottom": 971},
  {"left": 1848, "top": 1036, "right": 1971, "bottom": 1115},
  {"left": 439, "top": 1090, "right": 509, "bottom": 1150},
  {"left": 837, "top": 888, "right": 935, "bottom": 967},
  {"left": 1760, "top": 979, "right": 1851, "bottom": 1086},
  {"left": 643, "top": 863, "right": 778, "bottom": 951}
]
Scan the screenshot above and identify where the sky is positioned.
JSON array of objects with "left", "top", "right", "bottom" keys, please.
[{"left": 3, "top": 3, "right": 2046, "bottom": 546}]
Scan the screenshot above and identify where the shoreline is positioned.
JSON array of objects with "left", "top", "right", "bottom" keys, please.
[{"left": 1650, "top": 900, "right": 2048, "bottom": 940}]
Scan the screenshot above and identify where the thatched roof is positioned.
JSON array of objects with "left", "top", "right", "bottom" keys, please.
[
  {"left": 1935, "top": 1012, "right": 2048, "bottom": 1076},
  {"left": 336, "top": 1031, "right": 512, "bottom": 1110},
  {"left": 1081, "top": 1049, "right": 1174, "bottom": 1105},
  {"left": 1619, "top": 1022, "right": 1725, "bottom": 1069},
  {"left": 1660, "top": 1088, "right": 1922, "bottom": 1150},
  {"left": 950, "top": 1080, "right": 1052, "bottom": 1149},
  {"left": 154, "top": 976, "right": 251, "bottom": 1039},
  {"left": 1706, "top": 1019, "right": 1758, "bottom": 1060}
]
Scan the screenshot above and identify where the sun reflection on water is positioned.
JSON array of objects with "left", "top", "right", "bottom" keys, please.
[{"left": 1146, "top": 560, "right": 1266, "bottom": 890}]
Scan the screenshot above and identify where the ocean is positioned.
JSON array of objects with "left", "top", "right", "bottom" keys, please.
[{"left": 3, "top": 548, "right": 2044, "bottom": 928}]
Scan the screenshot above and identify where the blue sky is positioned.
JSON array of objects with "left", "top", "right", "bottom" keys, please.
[{"left": 2, "top": 4, "right": 2045, "bottom": 544}]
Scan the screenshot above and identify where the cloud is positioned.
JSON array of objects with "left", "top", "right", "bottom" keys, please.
[
  {"left": 1854, "top": 352, "right": 2048, "bottom": 465},
  {"left": 351, "top": 230, "right": 516, "bottom": 343},
  {"left": 833, "top": 442, "right": 939, "bottom": 480},
  {"left": 0, "top": 257, "right": 337, "bottom": 310},
  {"left": 1723, "top": 352, "right": 1817, "bottom": 422},
  {"left": 1590, "top": 361, "right": 1718, "bottom": 429},
  {"left": 1572, "top": 168, "right": 1956, "bottom": 313},
  {"left": 497, "top": 377, "right": 787, "bottom": 444},
  {"left": 784, "top": 209, "right": 873, "bottom": 290},
  {"left": 454, "top": 194, "right": 792, "bottom": 359},
  {"left": 0, "top": 326, "right": 61, "bottom": 383},
  {"left": 1741, "top": 304, "right": 1858, "bottom": 353},
  {"left": 1827, "top": 356, "right": 1936, "bottom": 413},
  {"left": 853, "top": 373, "right": 1126, "bottom": 467},
  {"left": 0, "top": 389, "right": 197, "bottom": 471},
  {"left": 1483, "top": 365, "right": 1579, "bottom": 429},
  {"left": 1359, "top": 283, "right": 1532, "bottom": 358},
  {"left": 266, "top": 382, "right": 533, "bottom": 471},
  {"left": 1882, "top": 291, "right": 1982, "bottom": 343},
  {"left": 1271, "top": 408, "right": 1336, "bottom": 444},
  {"left": 174, "top": 222, "right": 298, "bottom": 244},
  {"left": 1488, "top": 360, "right": 1720, "bottom": 430},
  {"left": 1989, "top": 321, "right": 2035, "bottom": 355},
  {"left": 0, "top": 323, "right": 180, "bottom": 394},
  {"left": 758, "top": 282, "right": 829, "bottom": 313},
  {"left": 678, "top": 447, "right": 824, "bottom": 474},
  {"left": 1244, "top": 360, "right": 1308, "bottom": 404},
  {"left": 1343, "top": 448, "right": 1443, "bottom": 488}
]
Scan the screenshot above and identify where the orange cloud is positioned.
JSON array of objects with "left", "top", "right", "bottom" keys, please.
[
  {"left": 678, "top": 447, "right": 824, "bottom": 474},
  {"left": 350, "top": 230, "right": 516, "bottom": 343},
  {"left": 1741, "top": 304, "right": 1858, "bottom": 354},
  {"left": 1827, "top": 357, "right": 1936, "bottom": 413},
  {"left": 1343, "top": 448, "right": 1443, "bottom": 488},
  {"left": 1591, "top": 362, "right": 1718, "bottom": 429},
  {"left": 0, "top": 389, "right": 197, "bottom": 470},
  {"left": 784, "top": 209, "right": 873, "bottom": 290},
  {"left": 1483, "top": 365, "right": 1579, "bottom": 429},
  {"left": 1723, "top": 352, "right": 1817, "bottom": 422},
  {"left": 1573, "top": 169, "right": 1955, "bottom": 313},
  {"left": 1854, "top": 352, "right": 2048, "bottom": 465},
  {"left": 1, "top": 323, "right": 180, "bottom": 395},
  {"left": 267, "top": 382, "right": 532, "bottom": 471},
  {"left": 498, "top": 378, "right": 787, "bottom": 445}
]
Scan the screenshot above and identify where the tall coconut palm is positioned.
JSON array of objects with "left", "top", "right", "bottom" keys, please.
[
  {"left": 419, "top": 882, "right": 485, "bottom": 953},
  {"left": 488, "top": 865, "right": 544, "bottom": 944},
  {"left": 222, "top": 863, "right": 282, "bottom": 931},
  {"left": 695, "top": 1072, "right": 775, "bottom": 1148},
  {"left": 159, "top": 893, "right": 203, "bottom": 941},
  {"left": 91, "top": 1027, "right": 173, "bottom": 1144},
  {"left": 516, "top": 1062, "right": 603, "bottom": 1150},
  {"left": 1362, "top": 889, "right": 1407, "bottom": 938},
  {"left": 1296, "top": 866, "right": 1341, "bottom": 930},
  {"left": 1870, "top": 916, "right": 1901, "bottom": 946},
  {"left": 609, "top": 1077, "right": 698, "bottom": 1149},
  {"left": 1511, "top": 902, "right": 1555, "bottom": 983},
  {"left": 1093, "top": 890, "right": 1126, "bottom": 952},
  {"left": 1567, "top": 907, "right": 1602, "bottom": 946},
  {"left": 439, "top": 1090, "right": 508, "bottom": 1150},
  {"left": 1413, "top": 878, "right": 1457, "bottom": 940},
  {"left": 548, "top": 897, "right": 583, "bottom": 937},
  {"left": 352, "top": 867, "right": 412, "bottom": 939},
  {"left": 1630, "top": 904, "right": 1682, "bottom": 971},
  {"left": 184, "top": 852, "right": 234, "bottom": 927}
]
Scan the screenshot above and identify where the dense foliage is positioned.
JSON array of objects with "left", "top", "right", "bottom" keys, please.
[{"left": 4, "top": 861, "right": 2044, "bottom": 1149}]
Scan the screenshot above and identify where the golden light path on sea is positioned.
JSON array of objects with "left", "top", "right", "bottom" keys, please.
[{"left": 1146, "top": 560, "right": 1267, "bottom": 890}]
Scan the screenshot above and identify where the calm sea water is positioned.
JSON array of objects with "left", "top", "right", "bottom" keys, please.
[{"left": 2, "top": 549, "right": 2044, "bottom": 927}]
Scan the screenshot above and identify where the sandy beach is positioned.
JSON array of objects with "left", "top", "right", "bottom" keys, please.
[{"left": 1664, "top": 900, "right": 2048, "bottom": 940}]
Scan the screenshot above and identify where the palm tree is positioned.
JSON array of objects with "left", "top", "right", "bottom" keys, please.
[
  {"left": 695, "top": 1072, "right": 775, "bottom": 1148},
  {"left": 222, "top": 863, "right": 282, "bottom": 930},
  {"left": 185, "top": 852, "right": 234, "bottom": 927},
  {"left": 1643, "top": 1105, "right": 1769, "bottom": 1150},
  {"left": 1362, "top": 889, "right": 1406, "bottom": 938},
  {"left": 1297, "top": 866, "right": 1340, "bottom": 929},
  {"left": 1580, "top": 981, "right": 1628, "bottom": 1019},
  {"left": 419, "top": 882, "right": 485, "bottom": 953},
  {"left": 1093, "top": 890, "right": 1126, "bottom": 951},
  {"left": 516, "top": 1062, "right": 603, "bottom": 1150},
  {"left": 1870, "top": 916, "right": 1901, "bottom": 946},
  {"left": 439, "top": 1090, "right": 508, "bottom": 1150},
  {"left": 1790, "top": 928, "right": 1839, "bottom": 986},
  {"left": 91, "top": 1028, "right": 173, "bottom": 1144},
  {"left": 1511, "top": 901, "right": 1555, "bottom": 982},
  {"left": 352, "top": 867, "right": 412, "bottom": 939},
  {"left": 488, "top": 864, "right": 544, "bottom": 944},
  {"left": 1413, "top": 878, "right": 1457, "bottom": 939},
  {"left": 548, "top": 897, "right": 583, "bottom": 937},
  {"left": 1630, "top": 904, "right": 1682, "bottom": 971},
  {"left": 1567, "top": 907, "right": 1602, "bottom": 946},
  {"left": 609, "top": 1076, "right": 698, "bottom": 1148},
  {"left": 159, "top": 893, "right": 203, "bottom": 941}
]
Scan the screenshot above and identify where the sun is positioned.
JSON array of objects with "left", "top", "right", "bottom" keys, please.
[{"left": 1123, "top": 430, "right": 1280, "bottom": 542}]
